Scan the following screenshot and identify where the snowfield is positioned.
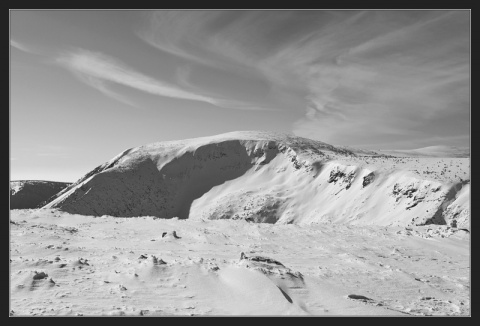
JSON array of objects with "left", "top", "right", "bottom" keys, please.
[{"left": 10, "top": 209, "right": 470, "bottom": 316}]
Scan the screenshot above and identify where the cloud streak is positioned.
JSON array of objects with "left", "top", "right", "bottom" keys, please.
[
  {"left": 75, "top": 73, "right": 139, "bottom": 108},
  {"left": 138, "top": 10, "right": 469, "bottom": 148},
  {"left": 56, "top": 49, "right": 271, "bottom": 110},
  {"left": 11, "top": 39, "right": 38, "bottom": 54}
]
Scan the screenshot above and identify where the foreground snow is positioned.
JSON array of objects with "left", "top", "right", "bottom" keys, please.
[{"left": 10, "top": 209, "right": 470, "bottom": 316}]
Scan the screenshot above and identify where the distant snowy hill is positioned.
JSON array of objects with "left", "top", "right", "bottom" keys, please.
[
  {"left": 378, "top": 145, "right": 469, "bottom": 158},
  {"left": 10, "top": 180, "right": 71, "bottom": 209},
  {"left": 41, "top": 131, "right": 470, "bottom": 229}
]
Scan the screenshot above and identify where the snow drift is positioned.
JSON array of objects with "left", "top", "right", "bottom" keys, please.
[{"left": 41, "top": 131, "right": 470, "bottom": 229}]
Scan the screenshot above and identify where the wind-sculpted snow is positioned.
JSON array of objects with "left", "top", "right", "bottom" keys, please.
[
  {"left": 41, "top": 131, "right": 469, "bottom": 229},
  {"left": 10, "top": 209, "right": 470, "bottom": 316}
]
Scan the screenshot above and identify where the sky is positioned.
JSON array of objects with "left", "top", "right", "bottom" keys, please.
[{"left": 10, "top": 10, "right": 470, "bottom": 182}]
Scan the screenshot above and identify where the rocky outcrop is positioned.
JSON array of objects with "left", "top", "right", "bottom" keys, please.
[
  {"left": 42, "top": 132, "right": 351, "bottom": 218},
  {"left": 423, "top": 181, "right": 470, "bottom": 229},
  {"left": 239, "top": 253, "right": 303, "bottom": 278},
  {"left": 39, "top": 131, "right": 469, "bottom": 227},
  {"left": 362, "top": 172, "right": 375, "bottom": 188}
]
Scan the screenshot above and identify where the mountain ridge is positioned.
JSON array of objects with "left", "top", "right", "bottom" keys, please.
[
  {"left": 38, "top": 131, "right": 469, "bottom": 229},
  {"left": 10, "top": 180, "right": 72, "bottom": 209}
]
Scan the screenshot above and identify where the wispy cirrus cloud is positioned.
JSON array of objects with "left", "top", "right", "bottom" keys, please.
[
  {"left": 138, "top": 10, "right": 469, "bottom": 148},
  {"left": 55, "top": 49, "right": 271, "bottom": 110},
  {"left": 73, "top": 73, "right": 139, "bottom": 108},
  {"left": 11, "top": 39, "right": 38, "bottom": 54},
  {"left": 173, "top": 65, "right": 276, "bottom": 111},
  {"left": 285, "top": 11, "right": 470, "bottom": 148}
]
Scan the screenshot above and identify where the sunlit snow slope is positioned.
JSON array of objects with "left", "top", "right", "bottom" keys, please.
[{"left": 41, "top": 131, "right": 470, "bottom": 229}]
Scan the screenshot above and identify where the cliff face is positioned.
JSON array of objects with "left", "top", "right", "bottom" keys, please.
[
  {"left": 40, "top": 131, "right": 470, "bottom": 229},
  {"left": 10, "top": 180, "right": 71, "bottom": 209}
]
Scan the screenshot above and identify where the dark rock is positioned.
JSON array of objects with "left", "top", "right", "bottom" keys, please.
[
  {"left": 277, "top": 286, "right": 293, "bottom": 303},
  {"left": 77, "top": 258, "right": 89, "bottom": 265},
  {"left": 33, "top": 271, "right": 48, "bottom": 280},
  {"left": 362, "top": 172, "right": 375, "bottom": 188},
  {"left": 151, "top": 256, "right": 167, "bottom": 265},
  {"left": 328, "top": 169, "right": 346, "bottom": 183},
  {"left": 344, "top": 172, "right": 356, "bottom": 189},
  {"left": 240, "top": 252, "right": 285, "bottom": 266},
  {"left": 348, "top": 294, "right": 373, "bottom": 301}
]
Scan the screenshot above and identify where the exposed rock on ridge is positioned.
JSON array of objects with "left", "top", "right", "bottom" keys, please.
[{"left": 40, "top": 131, "right": 470, "bottom": 229}]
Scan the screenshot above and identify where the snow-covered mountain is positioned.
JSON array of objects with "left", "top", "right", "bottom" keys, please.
[
  {"left": 378, "top": 145, "right": 470, "bottom": 158},
  {"left": 10, "top": 180, "right": 72, "bottom": 209},
  {"left": 41, "top": 131, "right": 470, "bottom": 229}
]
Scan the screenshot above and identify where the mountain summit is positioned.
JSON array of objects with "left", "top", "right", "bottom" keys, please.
[{"left": 41, "top": 131, "right": 470, "bottom": 229}]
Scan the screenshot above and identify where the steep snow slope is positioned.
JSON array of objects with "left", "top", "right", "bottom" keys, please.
[
  {"left": 41, "top": 131, "right": 470, "bottom": 228},
  {"left": 10, "top": 181, "right": 71, "bottom": 209}
]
